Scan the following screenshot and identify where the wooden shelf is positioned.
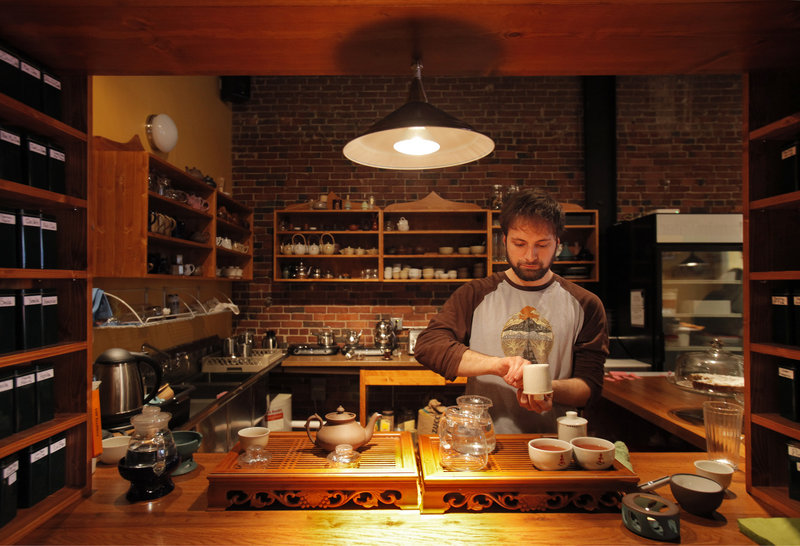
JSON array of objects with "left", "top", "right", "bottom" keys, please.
[
  {"left": 0, "top": 269, "right": 88, "bottom": 280},
  {"left": 0, "top": 93, "right": 86, "bottom": 143},
  {"left": 0, "top": 179, "right": 87, "bottom": 210},
  {"left": 0, "top": 486, "right": 85, "bottom": 545},
  {"left": 744, "top": 70, "right": 800, "bottom": 515},
  {"left": 0, "top": 341, "right": 88, "bottom": 368},
  {"left": 0, "top": 414, "right": 87, "bottom": 458}
]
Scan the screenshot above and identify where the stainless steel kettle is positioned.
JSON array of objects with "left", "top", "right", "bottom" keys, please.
[{"left": 93, "top": 348, "right": 163, "bottom": 425}]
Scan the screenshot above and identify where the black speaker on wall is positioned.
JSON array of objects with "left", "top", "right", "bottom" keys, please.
[{"left": 220, "top": 76, "right": 251, "bottom": 103}]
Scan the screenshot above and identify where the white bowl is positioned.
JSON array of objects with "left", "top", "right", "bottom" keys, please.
[
  {"left": 238, "top": 426, "right": 270, "bottom": 449},
  {"left": 694, "top": 459, "right": 734, "bottom": 489},
  {"left": 457, "top": 246, "right": 471, "bottom": 255},
  {"left": 100, "top": 436, "right": 131, "bottom": 464},
  {"left": 570, "top": 436, "right": 616, "bottom": 470},
  {"left": 438, "top": 246, "right": 454, "bottom": 255},
  {"left": 470, "top": 245, "right": 486, "bottom": 254},
  {"left": 528, "top": 438, "right": 573, "bottom": 471}
]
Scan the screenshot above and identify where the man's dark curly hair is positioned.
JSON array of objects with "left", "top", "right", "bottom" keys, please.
[{"left": 498, "top": 188, "right": 564, "bottom": 238}]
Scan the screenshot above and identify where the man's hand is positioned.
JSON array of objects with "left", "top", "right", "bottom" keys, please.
[{"left": 516, "top": 389, "right": 554, "bottom": 413}]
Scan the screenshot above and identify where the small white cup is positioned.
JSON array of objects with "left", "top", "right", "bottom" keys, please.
[
  {"left": 523, "top": 363, "right": 552, "bottom": 397},
  {"left": 528, "top": 438, "right": 573, "bottom": 471},
  {"left": 238, "top": 426, "right": 270, "bottom": 450},
  {"left": 694, "top": 459, "right": 734, "bottom": 489}
]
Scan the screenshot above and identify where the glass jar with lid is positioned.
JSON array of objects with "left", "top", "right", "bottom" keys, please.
[{"left": 672, "top": 338, "right": 744, "bottom": 397}]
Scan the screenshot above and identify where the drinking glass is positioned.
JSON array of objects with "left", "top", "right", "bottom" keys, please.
[
  {"left": 703, "top": 400, "right": 743, "bottom": 468},
  {"left": 438, "top": 406, "right": 488, "bottom": 471}
]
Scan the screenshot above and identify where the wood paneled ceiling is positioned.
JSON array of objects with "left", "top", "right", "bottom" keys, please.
[{"left": 1, "top": 1, "right": 799, "bottom": 76}]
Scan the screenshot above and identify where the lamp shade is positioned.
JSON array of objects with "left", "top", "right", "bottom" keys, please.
[
  {"left": 146, "top": 113, "right": 179, "bottom": 152},
  {"left": 343, "top": 63, "right": 494, "bottom": 170}
]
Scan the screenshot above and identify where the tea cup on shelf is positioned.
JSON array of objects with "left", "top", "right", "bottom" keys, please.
[{"left": 182, "top": 264, "right": 196, "bottom": 276}]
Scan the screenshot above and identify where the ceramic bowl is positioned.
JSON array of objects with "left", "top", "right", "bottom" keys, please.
[
  {"left": 693, "top": 460, "right": 734, "bottom": 489},
  {"left": 570, "top": 436, "right": 616, "bottom": 470},
  {"left": 458, "top": 246, "right": 471, "bottom": 255},
  {"left": 100, "top": 436, "right": 131, "bottom": 464},
  {"left": 528, "top": 438, "right": 573, "bottom": 470},
  {"left": 438, "top": 246, "right": 454, "bottom": 255},
  {"left": 172, "top": 430, "right": 204, "bottom": 476},
  {"left": 470, "top": 245, "right": 486, "bottom": 254},
  {"left": 408, "top": 268, "right": 422, "bottom": 279},
  {"left": 238, "top": 426, "right": 270, "bottom": 449},
  {"left": 669, "top": 473, "right": 725, "bottom": 515}
]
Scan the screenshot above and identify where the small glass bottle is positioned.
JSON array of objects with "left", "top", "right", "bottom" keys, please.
[{"left": 326, "top": 444, "right": 361, "bottom": 468}]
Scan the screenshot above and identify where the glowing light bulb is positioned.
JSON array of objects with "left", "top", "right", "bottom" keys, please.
[{"left": 393, "top": 127, "right": 440, "bottom": 156}]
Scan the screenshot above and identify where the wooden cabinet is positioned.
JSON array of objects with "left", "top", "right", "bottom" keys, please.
[
  {"left": 274, "top": 192, "right": 600, "bottom": 283},
  {"left": 91, "top": 137, "right": 252, "bottom": 280},
  {"left": 490, "top": 206, "right": 599, "bottom": 283},
  {"left": 744, "top": 70, "right": 800, "bottom": 515},
  {"left": 0, "top": 77, "right": 91, "bottom": 541}
]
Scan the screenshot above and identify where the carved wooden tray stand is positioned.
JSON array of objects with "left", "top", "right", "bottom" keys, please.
[
  {"left": 417, "top": 434, "right": 639, "bottom": 514},
  {"left": 207, "top": 432, "right": 419, "bottom": 510}
]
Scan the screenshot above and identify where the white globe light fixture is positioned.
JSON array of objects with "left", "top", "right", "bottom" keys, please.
[{"left": 146, "top": 113, "right": 179, "bottom": 152}]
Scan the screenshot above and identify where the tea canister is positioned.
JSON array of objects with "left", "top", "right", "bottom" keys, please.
[{"left": 557, "top": 410, "right": 587, "bottom": 442}]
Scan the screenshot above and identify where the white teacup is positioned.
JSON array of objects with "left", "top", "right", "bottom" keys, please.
[
  {"left": 523, "top": 363, "right": 552, "bottom": 397},
  {"left": 182, "top": 263, "right": 196, "bottom": 276},
  {"left": 238, "top": 426, "right": 270, "bottom": 450},
  {"left": 694, "top": 459, "right": 734, "bottom": 489},
  {"left": 528, "top": 438, "right": 573, "bottom": 471}
]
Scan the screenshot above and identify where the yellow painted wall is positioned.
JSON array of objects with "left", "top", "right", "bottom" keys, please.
[{"left": 92, "top": 76, "right": 232, "bottom": 191}]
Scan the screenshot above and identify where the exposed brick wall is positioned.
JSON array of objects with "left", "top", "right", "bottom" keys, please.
[{"left": 230, "top": 75, "right": 742, "bottom": 344}]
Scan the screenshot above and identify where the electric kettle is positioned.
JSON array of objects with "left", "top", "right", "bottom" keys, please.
[{"left": 94, "top": 348, "right": 163, "bottom": 426}]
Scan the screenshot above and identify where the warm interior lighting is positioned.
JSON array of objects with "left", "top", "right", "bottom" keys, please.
[
  {"left": 680, "top": 252, "right": 706, "bottom": 267},
  {"left": 343, "top": 61, "right": 494, "bottom": 170},
  {"left": 392, "top": 127, "right": 441, "bottom": 156},
  {"left": 146, "top": 113, "right": 179, "bottom": 152}
]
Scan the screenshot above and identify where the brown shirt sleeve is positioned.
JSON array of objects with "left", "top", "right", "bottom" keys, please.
[{"left": 413, "top": 275, "right": 504, "bottom": 381}]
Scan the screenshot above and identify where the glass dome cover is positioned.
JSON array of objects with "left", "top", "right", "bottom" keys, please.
[{"left": 672, "top": 338, "right": 744, "bottom": 396}]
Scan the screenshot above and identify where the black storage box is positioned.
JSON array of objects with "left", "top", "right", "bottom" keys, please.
[
  {"left": 0, "top": 44, "right": 21, "bottom": 102},
  {"left": 48, "top": 433, "right": 66, "bottom": 495},
  {"left": 0, "top": 368, "right": 14, "bottom": 439},
  {"left": 0, "top": 209, "right": 19, "bottom": 268},
  {"left": 0, "top": 125, "right": 22, "bottom": 183},
  {"left": 0, "top": 290, "right": 17, "bottom": 354},
  {"left": 23, "top": 134, "right": 48, "bottom": 190},
  {"left": 18, "top": 210, "right": 41, "bottom": 269},
  {"left": 790, "top": 443, "right": 800, "bottom": 501},
  {"left": 46, "top": 143, "right": 65, "bottom": 194},
  {"left": 35, "top": 363, "right": 54, "bottom": 424},
  {"left": 18, "top": 289, "right": 42, "bottom": 350},
  {"left": 41, "top": 72, "right": 62, "bottom": 121},
  {"left": 17, "top": 439, "right": 49, "bottom": 508},
  {"left": 782, "top": 141, "right": 799, "bottom": 195},
  {"left": 779, "top": 361, "right": 800, "bottom": 422},
  {"left": 40, "top": 214, "right": 58, "bottom": 270},
  {"left": 0, "top": 454, "right": 19, "bottom": 528},
  {"left": 14, "top": 365, "right": 37, "bottom": 432},
  {"left": 41, "top": 289, "right": 58, "bottom": 346},
  {"left": 772, "top": 287, "right": 794, "bottom": 345},
  {"left": 18, "top": 58, "right": 41, "bottom": 112}
]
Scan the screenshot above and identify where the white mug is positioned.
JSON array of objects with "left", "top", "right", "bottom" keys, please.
[
  {"left": 523, "top": 363, "right": 552, "bottom": 397},
  {"left": 183, "top": 263, "right": 196, "bottom": 276}
]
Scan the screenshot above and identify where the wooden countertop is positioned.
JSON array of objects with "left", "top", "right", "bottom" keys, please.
[
  {"left": 20, "top": 451, "right": 773, "bottom": 545},
  {"left": 601, "top": 375, "right": 723, "bottom": 450}
]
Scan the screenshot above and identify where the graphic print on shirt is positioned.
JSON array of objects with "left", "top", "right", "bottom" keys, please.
[{"left": 500, "top": 305, "right": 553, "bottom": 364}]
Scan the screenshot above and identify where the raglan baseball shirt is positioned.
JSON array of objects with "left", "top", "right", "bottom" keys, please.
[{"left": 414, "top": 271, "right": 608, "bottom": 433}]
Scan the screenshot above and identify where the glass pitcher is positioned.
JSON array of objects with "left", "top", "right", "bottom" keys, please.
[
  {"left": 456, "top": 394, "right": 496, "bottom": 452},
  {"left": 438, "top": 405, "right": 489, "bottom": 471},
  {"left": 118, "top": 406, "right": 179, "bottom": 502}
]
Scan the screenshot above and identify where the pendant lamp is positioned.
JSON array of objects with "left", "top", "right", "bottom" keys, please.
[
  {"left": 680, "top": 252, "right": 706, "bottom": 267},
  {"left": 343, "top": 62, "right": 494, "bottom": 170}
]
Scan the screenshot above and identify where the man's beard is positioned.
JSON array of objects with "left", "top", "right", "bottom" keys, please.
[{"left": 507, "top": 250, "right": 555, "bottom": 282}]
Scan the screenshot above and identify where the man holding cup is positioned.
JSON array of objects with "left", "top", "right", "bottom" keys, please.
[{"left": 415, "top": 188, "right": 608, "bottom": 433}]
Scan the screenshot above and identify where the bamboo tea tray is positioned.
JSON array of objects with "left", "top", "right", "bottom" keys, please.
[
  {"left": 207, "top": 431, "right": 419, "bottom": 510},
  {"left": 417, "top": 434, "right": 639, "bottom": 514}
]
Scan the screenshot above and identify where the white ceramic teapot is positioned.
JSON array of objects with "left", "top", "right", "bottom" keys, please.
[
  {"left": 307, "top": 235, "right": 320, "bottom": 255},
  {"left": 397, "top": 217, "right": 409, "bottom": 231},
  {"left": 321, "top": 232, "right": 336, "bottom": 255},
  {"left": 292, "top": 233, "right": 307, "bottom": 255}
]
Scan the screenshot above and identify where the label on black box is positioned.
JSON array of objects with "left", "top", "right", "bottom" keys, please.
[
  {"left": 789, "top": 444, "right": 800, "bottom": 458},
  {"left": 783, "top": 146, "right": 798, "bottom": 160},
  {"left": 0, "top": 212, "right": 15, "bottom": 225},
  {"left": 0, "top": 296, "right": 12, "bottom": 307},
  {"left": 28, "top": 141, "right": 46, "bottom": 156},
  {"left": 41, "top": 220, "right": 57, "bottom": 232},
  {"left": 0, "top": 130, "right": 20, "bottom": 146},
  {"left": 780, "top": 367, "right": 796, "bottom": 380},
  {"left": 22, "top": 215, "right": 40, "bottom": 228},
  {"left": 0, "top": 379, "right": 12, "bottom": 392},
  {"left": 48, "top": 148, "right": 65, "bottom": 162},
  {"left": 3, "top": 460, "right": 18, "bottom": 479},
  {"left": 36, "top": 369, "right": 54, "bottom": 381},
  {"left": 23, "top": 294, "right": 41, "bottom": 306},
  {"left": 19, "top": 62, "right": 40, "bottom": 79},
  {"left": 49, "top": 438, "right": 66, "bottom": 453},
  {"left": 16, "top": 373, "right": 35, "bottom": 388},
  {"left": 30, "top": 446, "right": 48, "bottom": 464},
  {"left": 42, "top": 295, "right": 57, "bottom": 306},
  {"left": 773, "top": 295, "right": 790, "bottom": 306},
  {"left": 0, "top": 50, "right": 19, "bottom": 68},
  {"left": 42, "top": 74, "right": 61, "bottom": 90}
]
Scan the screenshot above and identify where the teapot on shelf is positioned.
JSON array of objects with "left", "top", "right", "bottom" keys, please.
[{"left": 305, "top": 406, "right": 380, "bottom": 451}]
